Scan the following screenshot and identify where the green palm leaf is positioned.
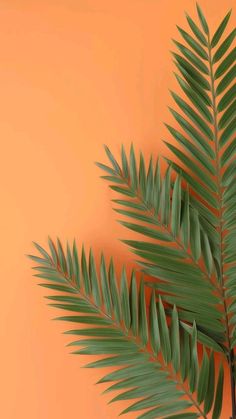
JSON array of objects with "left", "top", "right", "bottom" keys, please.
[
  {"left": 97, "top": 144, "right": 226, "bottom": 348},
  {"left": 29, "top": 238, "right": 223, "bottom": 418},
  {"left": 164, "top": 4, "right": 236, "bottom": 355}
]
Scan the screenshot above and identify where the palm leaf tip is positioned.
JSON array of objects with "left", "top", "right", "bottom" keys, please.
[{"left": 196, "top": 3, "right": 209, "bottom": 35}]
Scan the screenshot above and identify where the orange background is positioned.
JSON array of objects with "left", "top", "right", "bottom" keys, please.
[{"left": 0, "top": 1, "right": 234, "bottom": 418}]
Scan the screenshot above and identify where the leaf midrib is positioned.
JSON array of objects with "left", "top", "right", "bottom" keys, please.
[{"left": 207, "top": 32, "right": 232, "bottom": 353}]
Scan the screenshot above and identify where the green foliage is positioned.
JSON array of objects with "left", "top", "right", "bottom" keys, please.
[
  {"left": 29, "top": 239, "right": 223, "bottom": 418},
  {"left": 29, "top": 3, "right": 236, "bottom": 418},
  {"left": 98, "top": 3, "right": 235, "bottom": 353},
  {"left": 98, "top": 144, "right": 229, "bottom": 348}
]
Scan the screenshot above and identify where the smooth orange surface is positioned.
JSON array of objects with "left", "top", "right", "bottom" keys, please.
[{"left": 0, "top": 1, "right": 234, "bottom": 418}]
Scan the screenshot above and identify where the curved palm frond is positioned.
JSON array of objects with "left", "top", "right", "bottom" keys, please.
[
  {"left": 29, "top": 238, "right": 223, "bottom": 419},
  {"left": 97, "top": 144, "right": 226, "bottom": 348},
  {"left": 162, "top": 4, "right": 236, "bottom": 353}
]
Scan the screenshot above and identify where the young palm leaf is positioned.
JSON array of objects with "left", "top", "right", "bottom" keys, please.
[{"left": 29, "top": 238, "right": 223, "bottom": 418}]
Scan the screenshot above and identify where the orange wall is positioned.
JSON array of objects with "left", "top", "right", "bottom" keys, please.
[{"left": 0, "top": 1, "right": 234, "bottom": 418}]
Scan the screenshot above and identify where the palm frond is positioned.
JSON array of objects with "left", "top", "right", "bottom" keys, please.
[
  {"left": 163, "top": 4, "right": 236, "bottom": 352},
  {"left": 97, "top": 144, "right": 227, "bottom": 347},
  {"left": 29, "top": 238, "right": 223, "bottom": 418}
]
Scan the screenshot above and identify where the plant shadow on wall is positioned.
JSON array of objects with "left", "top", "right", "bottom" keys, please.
[{"left": 28, "top": 4, "right": 236, "bottom": 419}]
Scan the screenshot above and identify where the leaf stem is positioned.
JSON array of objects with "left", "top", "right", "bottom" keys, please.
[
  {"left": 229, "top": 349, "right": 236, "bottom": 419},
  {"left": 207, "top": 33, "right": 236, "bottom": 419}
]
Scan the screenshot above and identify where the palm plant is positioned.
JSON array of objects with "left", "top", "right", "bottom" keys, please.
[{"left": 29, "top": 4, "right": 235, "bottom": 418}]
